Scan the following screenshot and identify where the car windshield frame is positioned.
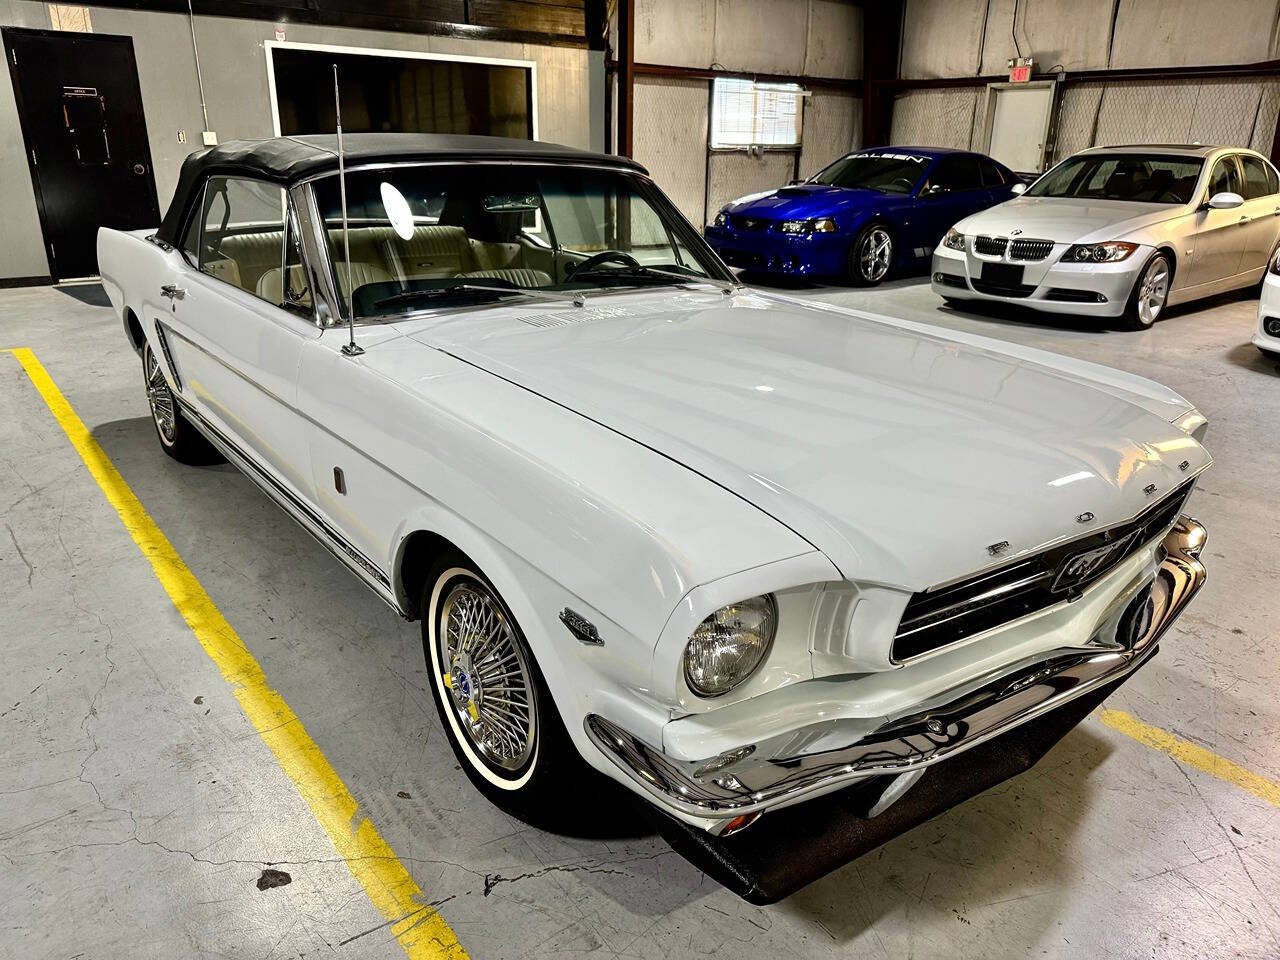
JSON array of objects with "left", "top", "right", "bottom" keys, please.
[
  {"left": 1024, "top": 153, "right": 1206, "bottom": 204},
  {"left": 304, "top": 160, "right": 736, "bottom": 324},
  {"left": 807, "top": 151, "right": 933, "bottom": 194}
]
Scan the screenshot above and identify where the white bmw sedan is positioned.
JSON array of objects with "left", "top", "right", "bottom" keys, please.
[{"left": 932, "top": 145, "right": 1280, "bottom": 329}]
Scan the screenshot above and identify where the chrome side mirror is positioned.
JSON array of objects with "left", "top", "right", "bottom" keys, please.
[
  {"left": 1208, "top": 191, "right": 1244, "bottom": 209},
  {"left": 1010, "top": 182, "right": 1027, "bottom": 196}
]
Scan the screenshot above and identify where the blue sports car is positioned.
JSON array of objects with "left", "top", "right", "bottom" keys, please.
[{"left": 704, "top": 147, "right": 1020, "bottom": 285}]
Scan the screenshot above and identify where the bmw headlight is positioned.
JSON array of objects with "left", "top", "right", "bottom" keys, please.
[
  {"left": 714, "top": 210, "right": 728, "bottom": 227},
  {"left": 1064, "top": 241, "right": 1138, "bottom": 263},
  {"left": 780, "top": 218, "right": 837, "bottom": 235},
  {"left": 683, "top": 595, "right": 777, "bottom": 698},
  {"left": 1270, "top": 247, "right": 1280, "bottom": 275},
  {"left": 942, "top": 227, "right": 967, "bottom": 251}
]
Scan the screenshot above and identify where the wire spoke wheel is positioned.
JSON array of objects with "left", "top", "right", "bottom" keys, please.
[
  {"left": 860, "top": 227, "right": 892, "bottom": 282},
  {"left": 437, "top": 581, "right": 537, "bottom": 772},
  {"left": 145, "top": 346, "right": 177, "bottom": 444},
  {"left": 1137, "top": 256, "right": 1170, "bottom": 326}
]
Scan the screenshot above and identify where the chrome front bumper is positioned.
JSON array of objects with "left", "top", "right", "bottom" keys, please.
[{"left": 586, "top": 517, "right": 1207, "bottom": 826}]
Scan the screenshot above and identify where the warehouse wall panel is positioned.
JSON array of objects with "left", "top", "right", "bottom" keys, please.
[
  {"left": 804, "top": 0, "right": 862, "bottom": 79},
  {"left": 800, "top": 91, "right": 860, "bottom": 177},
  {"left": 633, "top": 77, "right": 709, "bottom": 228},
  {"left": 978, "top": 0, "right": 1116, "bottom": 75},
  {"left": 890, "top": 88, "right": 980, "bottom": 149},
  {"left": 900, "top": 0, "right": 986, "bottom": 79},
  {"left": 707, "top": 151, "right": 795, "bottom": 225},
  {"left": 1109, "top": 0, "right": 1280, "bottom": 69},
  {"left": 635, "top": 0, "right": 715, "bottom": 68},
  {"left": 712, "top": 0, "right": 810, "bottom": 75}
]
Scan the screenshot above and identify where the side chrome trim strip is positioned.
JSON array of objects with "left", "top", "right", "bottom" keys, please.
[
  {"left": 586, "top": 517, "right": 1207, "bottom": 825},
  {"left": 173, "top": 394, "right": 396, "bottom": 599},
  {"left": 153, "top": 319, "right": 182, "bottom": 391}
]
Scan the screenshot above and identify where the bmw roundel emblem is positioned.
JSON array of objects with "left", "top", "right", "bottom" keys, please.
[{"left": 1010, "top": 228, "right": 1023, "bottom": 236}]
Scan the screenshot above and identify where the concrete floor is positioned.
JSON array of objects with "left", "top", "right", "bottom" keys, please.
[{"left": 2, "top": 277, "right": 1278, "bottom": 959}]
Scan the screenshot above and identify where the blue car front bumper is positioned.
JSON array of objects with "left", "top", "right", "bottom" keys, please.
[{"left": 703, "top": 225, "right": 850, "bottom": 276}]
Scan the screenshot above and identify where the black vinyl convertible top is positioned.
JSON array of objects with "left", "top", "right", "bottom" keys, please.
[{"left": 155, "top": 133, "right": 647, "bottom": 246}]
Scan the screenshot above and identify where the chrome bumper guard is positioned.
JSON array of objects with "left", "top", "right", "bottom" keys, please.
[{"left": 586, "top": 517, "right": 1207, "bottom": 824}]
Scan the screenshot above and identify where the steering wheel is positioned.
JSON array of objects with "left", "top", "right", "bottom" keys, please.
[
  {"left": 566, "top": 250, "right": 640, "bottom": 276},
  {"left": 892, "top": 177, "right": 915, "bottom": 192}
]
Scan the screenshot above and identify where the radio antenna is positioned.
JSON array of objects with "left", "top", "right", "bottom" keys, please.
[{"left": 334, "top": 63, "right": 362, "bottom": 357}]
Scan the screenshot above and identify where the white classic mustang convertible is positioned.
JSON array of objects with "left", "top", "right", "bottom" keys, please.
[{"left": 100, "top": 134, "right": 1211, "bottom": 901}]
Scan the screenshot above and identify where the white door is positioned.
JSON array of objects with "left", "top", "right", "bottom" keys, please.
[
  {"left": 1237, "top": 154, "right": 1280, "bottom": 276},
  {"left": 1185, "top": 156, "right": 1248, "bottom": 287},
  {"left": 986, "top": 84, "right": 1055, "bottom": 175},
  {"left": 165, "top": 175, "right": 321, "bottom": 502}
]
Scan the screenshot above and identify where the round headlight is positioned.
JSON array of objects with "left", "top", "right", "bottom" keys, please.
[{"left": 683, "top": 595, "right": 777, "bottom": 698}]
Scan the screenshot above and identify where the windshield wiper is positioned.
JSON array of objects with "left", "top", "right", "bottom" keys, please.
[
  {"left": 372, "top": 282, "right": 582, "bottom": 311},
  {"left": 569, "top": 264, "right": 738, "bottom": 295}
]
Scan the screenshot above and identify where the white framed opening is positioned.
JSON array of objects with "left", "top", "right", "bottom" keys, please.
[{"left": 264, "top": 40, "right": 539, "bottom": 141}]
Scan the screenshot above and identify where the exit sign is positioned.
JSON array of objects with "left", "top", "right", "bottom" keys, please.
[{"left": 1008, "top": 57, "right": 1034, "bottom": 83}]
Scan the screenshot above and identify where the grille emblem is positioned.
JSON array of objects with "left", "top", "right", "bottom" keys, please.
[
  {"left": 1178, "top": 459, "right": 1190, "bottom": 471},
  {"left": 1010, "top": 228, "right": 1023, "bottom": 236},
  {"left": 987, "top": 540, "right": 1011, "bottom": 556},
  {"left": 1076, "top": 511, "right": 1095, "bottom": 524},
  {"left": 1143, "top": 483, "right": 1158, "bottom": 496},
  {"left": 1052, "top": 532, "right": 1140, "bottom": 593}
]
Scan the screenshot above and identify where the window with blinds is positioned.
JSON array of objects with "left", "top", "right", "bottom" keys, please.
[{"left": 710, "top": 78, "right": 803, "bottom": 149}]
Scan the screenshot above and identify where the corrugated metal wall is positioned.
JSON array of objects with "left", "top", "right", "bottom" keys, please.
[
  {"left": 632, "top": 0, "right": 862, "bottom": 226},
  {"left": 893, "top": 0, "right": 1280, "bottom": 162}
]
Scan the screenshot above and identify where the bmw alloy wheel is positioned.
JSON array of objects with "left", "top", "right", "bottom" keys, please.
[
  {"left": 1136, "top": 255, "right": 1170, "bottom": 326},
  {"left": 859, "top": 227, "right": 892, "bottom": 283},
  {"left": 435, "top": 577, "right": 537, "bottom": 776}
]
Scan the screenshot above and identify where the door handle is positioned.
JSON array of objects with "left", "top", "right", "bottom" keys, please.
[{"left": 160, "top": 284, "right": 186, "bottom": 300}]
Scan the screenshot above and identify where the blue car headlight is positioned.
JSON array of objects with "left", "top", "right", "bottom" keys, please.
[
  {"left": 714, "top": 210, "right": 728, "bottom": 227},
  {"left": 780, "top": 217, "right": 837, "bottom": 235}
]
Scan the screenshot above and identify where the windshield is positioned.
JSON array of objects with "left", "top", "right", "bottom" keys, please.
[
  {"left": 1026, "top": 154, "right": 1204, "bottom": 203},
  {"left": 312, "top": 164, "right": 725, "bottom": 319},
  {"left": 809, "top": 152, "right": 931, "bottom": 194}
]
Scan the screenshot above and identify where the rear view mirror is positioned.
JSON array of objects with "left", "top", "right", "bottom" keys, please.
[
  {"left": 483, "top": 192, "right": 540, "bottom": 213},
  {"left": 1207, "top": 191, "right": 1244, "bottom": 209},
  {"left": 1010, "top": 182, "right": 1027, "bottom": 195}
]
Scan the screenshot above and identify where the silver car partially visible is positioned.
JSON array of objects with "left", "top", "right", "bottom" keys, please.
[{"left": 931, "top": 145, "right": 1280, "bottom": 328}]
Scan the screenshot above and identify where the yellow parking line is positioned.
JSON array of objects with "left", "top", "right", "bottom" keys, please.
[
  {"left": 2, "top": 347, "right": 467, "bottom": 959},
  {"left": 1099, "top": 708, "right": 1280, "bottom": 808}
]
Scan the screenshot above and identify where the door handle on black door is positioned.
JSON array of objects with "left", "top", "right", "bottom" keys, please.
[{"left": 160, "top": 284, "right": 186, "bottom": 300}]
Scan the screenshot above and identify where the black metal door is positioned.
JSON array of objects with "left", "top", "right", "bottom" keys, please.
[{"left": 3, "top": 28, "right": 160, "bottom": 280}]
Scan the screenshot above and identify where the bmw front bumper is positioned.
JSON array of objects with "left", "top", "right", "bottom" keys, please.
[
  {"left": 931, "top": 241, "right": 1149, "bottom": 317},
  {"left": 585, "top": 517, "right": 1206, "bottom": 831},
  {"left": 1256, "top": 272, "right": 1280, "bottom": 355}
]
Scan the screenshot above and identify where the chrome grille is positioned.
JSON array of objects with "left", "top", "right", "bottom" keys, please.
[
  {"left": 973, "top": 235, "right": 1008, "bottom": 256},
  {"left": 1009, "top": 239, "right": 1054, "bottom": 261},
  {"left": 892, "top": 480, "right": 1196, "bottom": 662}
]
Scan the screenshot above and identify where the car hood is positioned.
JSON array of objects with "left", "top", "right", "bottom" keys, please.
[
  {"left": 956, "top": 196, "right": 1182, "bottom": 244},
  {"left": 396, "top": 288, "right": 1209, "bottom": 590},
  {"left": 724, "top": 184, "right": 897, "bottom": 221}
]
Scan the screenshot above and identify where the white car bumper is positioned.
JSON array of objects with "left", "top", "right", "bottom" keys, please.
[
  {"left": 931, "top": 242, "right": 1150, "bottom": 318},
  {"left": 1256, "top": 270, "right": 1280, "bottom": 355}
]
